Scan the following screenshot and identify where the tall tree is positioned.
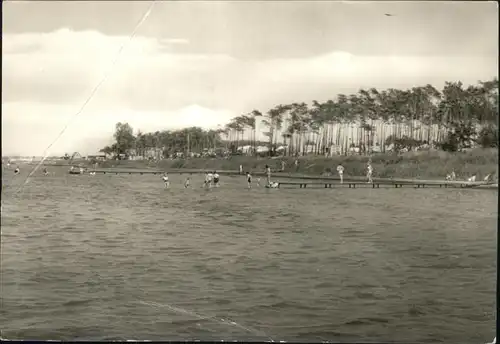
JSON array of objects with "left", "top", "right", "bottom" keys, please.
[{"left": 113, "top": 122, "right": 136, "bottom": 156}]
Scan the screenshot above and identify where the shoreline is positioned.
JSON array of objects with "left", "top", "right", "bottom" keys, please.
[{"left": 23, "top": 148, "right": 497, "bottom": 181}]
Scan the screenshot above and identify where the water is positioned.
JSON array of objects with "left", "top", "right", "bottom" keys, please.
[{"left": 1, "top": 167, "right": 497, "bottom": 342}]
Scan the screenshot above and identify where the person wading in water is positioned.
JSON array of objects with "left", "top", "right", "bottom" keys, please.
[
  {"left": 336, "top": 163, "right": 345, "bottom": 184},
  {"left": 246, "top": 172, "right": 252, "bottom": 189},
  {"left": 265, "top": 165, "right": 272, "bottom": 185},
  {"left": 162, "top": 173, "right": 170, "bottom": 188},
  {"left": 366, "top": 161, "right": 373, "bottom": 183}
]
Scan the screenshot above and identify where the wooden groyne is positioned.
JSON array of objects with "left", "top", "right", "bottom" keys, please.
[
  {"left": 90, "top": 169, "right": 240, "bottom": 175},
  {"left": 277, "top": 180, "right": 496, "bottom": 189},
  {"left": 72, "top": 168, "right": 497, "bottom": 190}
]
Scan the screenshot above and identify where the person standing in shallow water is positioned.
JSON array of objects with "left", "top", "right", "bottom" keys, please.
[
  {"left": 336, "top": 164, "right": 345, "bottom": 184},
  {"left": 246, "top": 172, "right": 252, "bottom": 189},
  {"left": 213, "top": 171, "right": 220, "bottom": 187},
  {"left": 265, "top": 165, "right": 271, "bottom": 185},
  {"left": 162, "top": 173, "right": 170, "bottom": 188},
  {"left": 366, "top": 161, "right": 373, "bottom": 183}
]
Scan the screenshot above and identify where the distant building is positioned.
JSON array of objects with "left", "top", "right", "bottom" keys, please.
[{"left": 87, "top": 154, "right": 107, "bottom": 161}]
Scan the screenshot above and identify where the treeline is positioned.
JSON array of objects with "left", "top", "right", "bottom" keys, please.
[
  {"left": 99, "top": 124, "right": 227, "bottom": 159},
  {"left": 100, "top": 78, "right": 498, "bottom": 158}
]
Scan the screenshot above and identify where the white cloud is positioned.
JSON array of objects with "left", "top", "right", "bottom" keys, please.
[
  {"left": 2, "top": 101, "right": 235, "bottom": 156},
  {"left": 2, "top": 28, "right": 497, "bottom": 156}
]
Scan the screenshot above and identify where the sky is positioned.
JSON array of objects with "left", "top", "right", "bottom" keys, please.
[{"left": 2, "top": 1, "right": 498, "bottom": 156}]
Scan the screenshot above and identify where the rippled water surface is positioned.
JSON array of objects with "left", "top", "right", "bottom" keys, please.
[{"left": 1, "top": 167, "right": 497, "bottom": 342}]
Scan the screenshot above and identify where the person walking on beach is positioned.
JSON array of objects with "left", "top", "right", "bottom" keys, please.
[
  {"left": 336, "top": 164, "right": 345, "bottom": 184},
  {"left": 246, "top": 172, "right": 252, "bottom": 189},
  {"left": 239, "top": 165, "right": 243, "bottom": 175},
  {"left": 184, "top": 177, "right": 190, "bottom": 188},
  {"left": 162, "top": 173, "right": 170, "bottom": 188},
  {"left": 281, "top": 160, "right": 286, "bottom": 172},
  {"left": 366, "top": 161, "right": 373, "bottom": 183}
]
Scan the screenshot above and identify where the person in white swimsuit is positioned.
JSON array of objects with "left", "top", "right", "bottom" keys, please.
[
  {"left": 162, "top": 173, "right": 170, "bottom": 188},
  {"left": 203, "top": 172, "right": 212, "bottom": 189},
  {"left": 207, "top": 172, "right": 213, "bottom": 187},
  {"left": 366, "top": 162, "right": 373, "bottom": 183},
  {"left": 336, "top": 164, "right": 345, "bottom": 184}
]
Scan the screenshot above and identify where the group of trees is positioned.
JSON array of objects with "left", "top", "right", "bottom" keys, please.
[
  {"left": 100, "top": 78, "right": 498, "bottom": 158},
  {"left": 223, "top": 78, "right": 498, "bottom": 155},
  {"left": 99, "top": 123, "right": 225, "bottom": 159}
]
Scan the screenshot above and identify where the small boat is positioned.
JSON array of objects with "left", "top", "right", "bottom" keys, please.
[{"left": 68, "top": 167, "right": 84, "bottom": 175}]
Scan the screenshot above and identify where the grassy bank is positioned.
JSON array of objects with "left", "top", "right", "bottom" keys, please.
[{"left": 95, "top": 148, "right": 498, "bottom": 180}]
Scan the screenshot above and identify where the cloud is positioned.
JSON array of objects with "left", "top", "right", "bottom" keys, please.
[
  {"left": 2, "top": 29, "right": 230, "bottom": 107},
  {"left": 2, "top": 28, "right": 497, "bottom": 155},
  {"left": 2, "top": 101, "right": 235, "bottom": 156}
]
